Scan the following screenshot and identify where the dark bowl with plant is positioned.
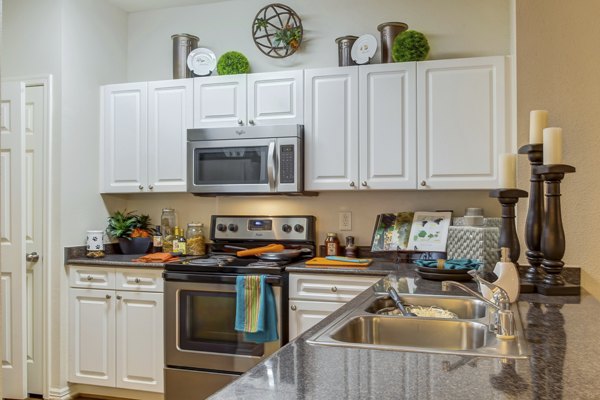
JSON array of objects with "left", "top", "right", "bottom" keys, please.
[
  {"left": 392, "top": 30, "right": 430, "bottom": 62},
  {"left": 106, "top": 210, "right": 155, "bottom": 254}
]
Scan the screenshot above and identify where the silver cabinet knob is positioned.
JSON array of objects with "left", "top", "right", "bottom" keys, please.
[
  {"left": 361, "top": 181, "right": 367, "bottom": 187},
  {"left": 349, "top": 181, "right": 355, "bottom": 187},
  {"left": 291, "top": 305, "right": 297, "bottom": 311},
  {"left": 138, "top": 184, "right": 144, "bottom": 190},
  {"left": 116, "top": 295, "right": 122, "bottom": 300},
  {"left": 237, "top": 119, "right": 244, "bottom": 126},
  {"left": 134, "top": 278, "right": 141, "bottom": 284},
  {"left": 105, "top": 294, "right": 111, "bottom": 299},
  {"left": 420, "top": 180, "right": 426, "bottom": 187},
  {"left": 87, "top": 275, "right": 93, "bottom": 281},
  {"left": 148, "top": 185, "right": 154, "bottom": 190},
  {"left": 26, "top": 252, "right": 40, "bottom": 262},
  {"left": 249, "top": 120, "right": 255, "bottom": 125},
  {"left": 331, "top": 286, "right": 338, "bottom": 293}
]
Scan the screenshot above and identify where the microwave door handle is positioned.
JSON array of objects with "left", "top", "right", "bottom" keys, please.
[{"left": 267, "top": 140, "right": 276, "bottom": 191}]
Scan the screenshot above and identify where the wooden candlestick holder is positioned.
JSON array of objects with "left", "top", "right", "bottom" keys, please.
[
  {"left": 489, "top": 189, "right": 528, "bottom": 264},
  {"left": 518, "top": 144, "right": 544, "bottom": 283},
  {"left": 533, "top": 164, "right": 578, "bottom": 295}
]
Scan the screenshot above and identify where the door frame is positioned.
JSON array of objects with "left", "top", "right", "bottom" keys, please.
[{"left": 3, "top": 74, "right": 53, "bottom": 398}]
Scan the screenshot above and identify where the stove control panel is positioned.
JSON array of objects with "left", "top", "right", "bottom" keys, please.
[{"left": 211, "top": 215, "right": 316, "bottom": 242}]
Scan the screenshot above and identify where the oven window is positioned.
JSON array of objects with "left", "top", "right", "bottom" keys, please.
[
  {"left": 194, "top": 146, "right": 268, "bottom": 185},
  {"left": 179, "top": 290, "right": 264, "bottom": 356}
]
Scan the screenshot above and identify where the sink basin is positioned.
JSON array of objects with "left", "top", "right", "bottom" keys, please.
[
  {"left": 365, "top": 294, "right": 488, "bottom": 319},
  {"left": 331, "top": 315, "right": 487, "bottom": 350},
  {"left": 307, "top": 292, "right": 530, "bottom": 359}
]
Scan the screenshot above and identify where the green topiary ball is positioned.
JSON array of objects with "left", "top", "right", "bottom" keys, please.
[
  {"left": 217, "top": 51, "right": 250, "bottom": 75},
  {"left": 392, "top": 30, "right": 430, "bottom": 62}
]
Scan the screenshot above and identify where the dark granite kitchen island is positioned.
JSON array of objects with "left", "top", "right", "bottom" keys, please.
[{"left": 209, "top": 267, "right": 599, "bottom": 399}]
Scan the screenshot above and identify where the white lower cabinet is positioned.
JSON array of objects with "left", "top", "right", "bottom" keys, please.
[
  {"left": 288, "top": 273, "right": 380, "bottom": 339},
  {"left": 68, "top": 266, "right": 164, "bottom": 394}
]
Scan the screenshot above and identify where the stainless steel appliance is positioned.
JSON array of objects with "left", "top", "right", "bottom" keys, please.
[
  {"left": 187, "top": 125, "right": 304, "bottom": 195},
  {"left": 164, "top": 215, "right": 316, "bottom": 399}
]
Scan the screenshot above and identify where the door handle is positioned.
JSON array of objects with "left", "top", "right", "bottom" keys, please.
[
  {"left": 26, "top": 252, "right": 40, "bottom": 262},
  {"left": 267, "top": 141, "right": 276, "bottom": 191}
]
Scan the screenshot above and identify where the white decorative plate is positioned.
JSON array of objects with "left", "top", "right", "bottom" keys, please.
[
  {"left": 187, "top": 48, "right": 217, "bottom": 76},
  {"left": 351, "top": 34, "right": 377, "bottom": 64}
]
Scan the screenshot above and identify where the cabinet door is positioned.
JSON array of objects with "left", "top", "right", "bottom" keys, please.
[
  {"left": 289, "top": 273, "right": 380, "bottom": 302},
  {"left": 69, "top": 288, "right": 115, "bottom": 386},
  {"left": 147, "top": 79, "right": 193, "bottom": 192},
  {"left": 304, "top": 67, "right": 359, "bottom": 191},
  {"left": 288, "top": 300, "right": 345, "bottom": 340},
  {"left": 247, "top": 70, "right": 303, "bottom": 126},
  {"left": 101, "top": 83, "right": 147, "bottom": 193},
  {"left": 359, "top": 63, "right": 417, "bottom": 189},
  {"left": 115, "top": 291, "right": 164, "bottom": 393},
  {"left": 193, "top": 75, "right": 246, "bottom": 127},
  {"left": 417, "top": 56, "right": 508, "bottom": 189}
]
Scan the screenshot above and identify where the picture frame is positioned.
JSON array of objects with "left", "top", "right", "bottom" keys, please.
[
  {"left": 406, "top": 211, "right": 453, "bottom": 252},
  {"left": 371, "top": 212, "right": 414, "bottom": 251}
]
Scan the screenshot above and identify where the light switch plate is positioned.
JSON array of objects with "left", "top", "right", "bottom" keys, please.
[{"left": 339, "top": 211, "right": 352, "bottom": 231}]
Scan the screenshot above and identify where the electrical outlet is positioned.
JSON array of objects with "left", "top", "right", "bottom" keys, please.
[{"left": 339, "top": 211, "right": 352, "bottom": 231}]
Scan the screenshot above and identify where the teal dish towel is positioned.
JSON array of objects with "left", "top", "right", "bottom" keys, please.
[
  {"left": 415, "top": 259, "right": 481, "bottom": 270},
  {"left": 235, "top": 275, "right": 279, "bottom": 343}
]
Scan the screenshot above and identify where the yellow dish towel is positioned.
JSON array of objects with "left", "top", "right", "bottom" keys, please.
[{"left": 305, "top": 257, "right": 372, "bottom": 267}]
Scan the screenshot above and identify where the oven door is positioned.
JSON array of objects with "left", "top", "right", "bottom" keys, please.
[{"left": 165, "top": 275, "right": 282, "bottom": 373}]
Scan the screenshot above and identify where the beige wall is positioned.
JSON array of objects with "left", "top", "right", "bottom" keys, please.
[{"left": 516, "top": 0, "right": 600, "bottom": 294}]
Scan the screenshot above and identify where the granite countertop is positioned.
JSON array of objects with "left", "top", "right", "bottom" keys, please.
[
  {"left": 210, "top": 268, "right": 599, "bottom": 399},
  {"left": 64, "top": 245, "right": 199, "bottom": 268}
]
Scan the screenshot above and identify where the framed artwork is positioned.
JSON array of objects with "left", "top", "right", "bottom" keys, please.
[
  {"left": 371, "top": 212, "right": 414, "bottom": 251},
  {"left": 407, "top": 211, "right": 453, "bottom": 252}
]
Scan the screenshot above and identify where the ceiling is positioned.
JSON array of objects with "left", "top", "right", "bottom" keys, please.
[{"left": 107, "top": 0, "right": 231, "bottom": 13}]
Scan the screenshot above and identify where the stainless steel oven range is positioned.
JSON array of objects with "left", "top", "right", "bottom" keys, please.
[{"left": 164, "top": 215, "right": 316, "bottom": 400}]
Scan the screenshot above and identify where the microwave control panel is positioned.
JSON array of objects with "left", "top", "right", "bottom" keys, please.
[{"left": 279, "top": 144, "right": 295, "bottom": 184}]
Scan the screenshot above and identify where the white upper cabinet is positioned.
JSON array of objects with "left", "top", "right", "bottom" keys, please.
[
  {"left": 193, "top": 70, "right": 303, "bottom": 128},
  {"left": 304, "top": 67, "right": 359, "bottom": 191},
  {"left": 359, "top": 63, "right": 417, "bottom": 190},
  {"left": 417, "top": 56, "right": 508, "bottom": 189},
  {"left": 305, "top": 63, "right": 417, "bottom": 191},
  {"left": 101, "top": 79, "right": 192, "bottom": 193}
]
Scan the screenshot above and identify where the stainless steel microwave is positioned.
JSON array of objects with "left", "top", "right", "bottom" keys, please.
[{"left": 187, "top": 124, "right": 304, "bottom": 194}]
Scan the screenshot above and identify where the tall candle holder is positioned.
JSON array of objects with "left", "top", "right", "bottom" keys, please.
[
  {"left": 533, "top": 164, "right": 578, "bottom": 295},
  {"left": 518, "top": 144, "right": 544, "bottom": 283},
  {"left": 489, "top": 189, "right": 528, "bottom": 264}
]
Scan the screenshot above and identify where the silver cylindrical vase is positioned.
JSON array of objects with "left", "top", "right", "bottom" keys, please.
[{"left": 171, "top": 33, "right": 199, "bottom": 79}]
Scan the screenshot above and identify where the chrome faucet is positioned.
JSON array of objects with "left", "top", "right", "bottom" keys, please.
[{"left": 441, "top": 271, "right": 516, "bottom": 339}]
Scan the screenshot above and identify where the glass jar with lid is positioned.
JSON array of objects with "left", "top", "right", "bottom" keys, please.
[
  {"left": 161, "top": 208, "right": 176, "bottom": 237},
  {"left": 186, "top": 223, "right": 206, "bottom": 256},
  {"left": 325, "top": 232, "right": 340, "bottom": 256}
]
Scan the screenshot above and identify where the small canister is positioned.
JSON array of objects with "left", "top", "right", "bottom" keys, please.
[
  {"left": 377, "top": 22, "right": 408, "bottom": 63},
  {"left": 186, "top": 223, "right": 206, "bottom": 256},
  {"left": 344, "top": 235, "right": 357, "bottom": 258},
  {"left": 171, "top": 33, "right": 199, "bottom": 79},
  {"left": 335, "top": 36, "right": 359, "bottom": 67},
  {"left": 86, "top": 230, "right": 105, "bottom": 258}
]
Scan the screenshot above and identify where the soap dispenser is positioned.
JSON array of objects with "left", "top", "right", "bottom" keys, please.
[{"left": 481, "top": 248, "right": 520, "bottom": 303}]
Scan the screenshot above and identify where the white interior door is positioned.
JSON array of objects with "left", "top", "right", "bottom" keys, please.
[
  {"left": 1, "top": 81, "right": 27, "bottom": 399},
  {"left": 25, "top": 84, "right": 45, "bottom": 395}
]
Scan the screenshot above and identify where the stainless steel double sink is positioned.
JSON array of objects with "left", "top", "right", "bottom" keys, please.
[{"left": 307, "top": 292, "right": 530, "bottom": 359}]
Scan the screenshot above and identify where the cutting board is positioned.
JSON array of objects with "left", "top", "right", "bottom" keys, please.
[{"left": 305, "top": 257, "right": 372, "bottom": 267}]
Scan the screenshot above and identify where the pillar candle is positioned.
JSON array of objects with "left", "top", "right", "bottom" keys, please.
[
  {"left": 529, "top": 110, "right": 548, "bottom": 144},
  {"left": 499, "top": 153, "right": 517, "bottom": 188},
  {"left": 543, "top": 127, "right": 563, "bottom": 164}
]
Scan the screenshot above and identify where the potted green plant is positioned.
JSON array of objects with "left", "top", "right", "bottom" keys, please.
[{"left": 106, "top": 210, "right": 155, "bottom": 254}]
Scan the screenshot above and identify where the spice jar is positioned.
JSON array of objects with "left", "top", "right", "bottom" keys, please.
[
  {"left": 325, "top": 233, "right": 340, "bottom": 256},
  {"left": 344, "top": 235, "right": 357, "bottom": 258},
  {"left": 86, "top": 230, "right": 105, "bottom": 258},
  {"left": 186, "top": 223, "right": 206, "bottom": 256}
]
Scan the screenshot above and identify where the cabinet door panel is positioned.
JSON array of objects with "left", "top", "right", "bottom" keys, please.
[
  {"left": 116, "top": 291, "right": 164, "bottom": 392},
  {"left": 417, "top": 56, "right": 508, "bottom": 189},
  {"left": 147, "top": 79, "right": 192, "bottom": 192},
  {"left": 248, "top": 70, "right": 303, "bottom": 125},
  {"left": 359, "top": 63, "right": 417, "bottom": 189},
  {"left": 288, "top": 300, "right": 345, "bottom": 340},
  {"left": 289, "top": 273, "right": 380, "bottom": 302},
  {"left": 193, "top": 75, "right": 246, "bottom": 127},
  {"left": 69, "top": 289, "right": 115, "bottom": 386},
  {"left": 101, "top": 83, "right": 147, "bottom": 193},
  {"left": 304, "top": 67, "right": 359, "bottom": 190}
]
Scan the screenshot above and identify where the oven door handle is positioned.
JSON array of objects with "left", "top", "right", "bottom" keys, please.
[
  {"left": 267, "top": 140, "right": 276, "bottom": 192},
  {"left": 164, "top": 271, "right": 282, "bottom": 285}
]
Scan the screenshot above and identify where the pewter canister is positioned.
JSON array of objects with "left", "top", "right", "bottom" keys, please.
[
  {"left": 335, "top": 36, "right": 358, "bottom": 67},
  {"left": 377, "top": 22, "right": 408, "bottom": 63},
  {"left": 171, "top": 33, "right": 199, "bottom": 79}
]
